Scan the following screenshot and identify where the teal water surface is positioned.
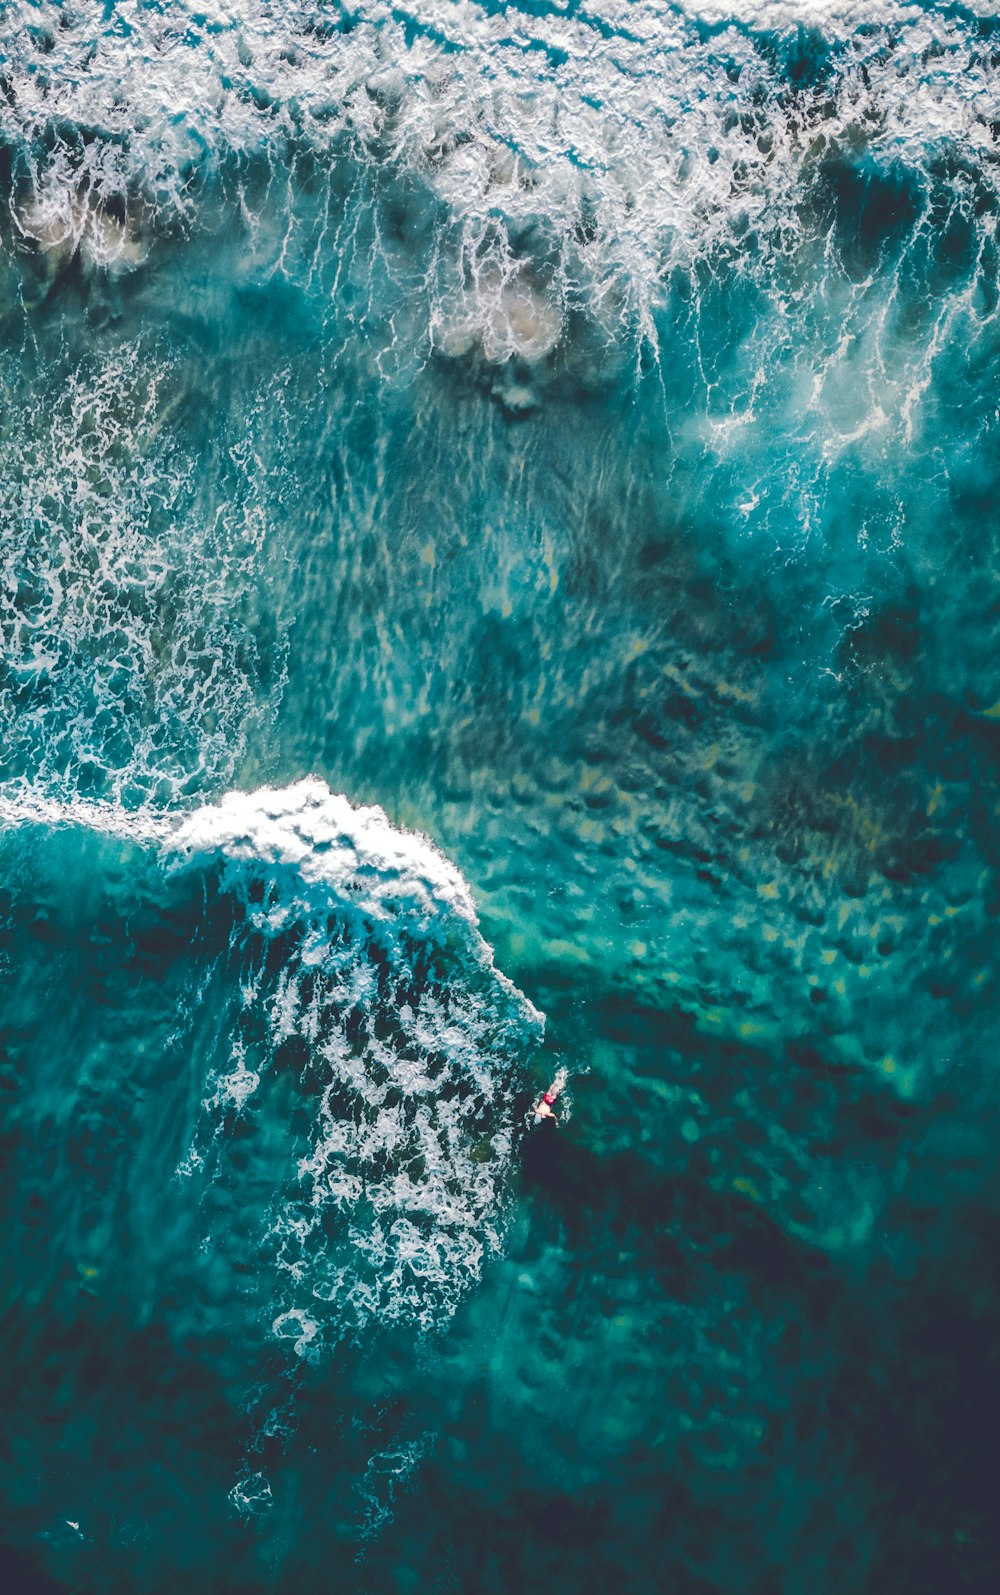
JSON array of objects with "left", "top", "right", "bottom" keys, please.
[{"left": 2, "top": 4, "right": 1000, "bottom": 1592}]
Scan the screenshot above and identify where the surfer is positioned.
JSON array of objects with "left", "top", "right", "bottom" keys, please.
[{"left": 531, "top": 1068, "right": 567, "bottom": 1125}]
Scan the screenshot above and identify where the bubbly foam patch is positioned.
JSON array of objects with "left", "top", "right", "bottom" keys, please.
[
  {"left": 13, "top": 168, "right": 147, "bottom": 272},
  {"left": 354, "top": 1430, "right": 436, "bottom": 1543},
  {"left": 0, "top": 343, "right": 282, "bottom": 806},
  {"left": 4, "top": 2, "right": 999, "bottom": 357},
  {"left": 170, "top": 780, "right": 543, "bottom": 1344}
]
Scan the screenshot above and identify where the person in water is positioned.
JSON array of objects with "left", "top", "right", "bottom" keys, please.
[{"left": 532, "top": 1069, "right": 567, "bottom": 1125}]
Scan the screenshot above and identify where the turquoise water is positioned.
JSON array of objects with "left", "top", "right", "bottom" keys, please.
[{"left": 2, "top": 2, "right": 1000, "bottom": 1590}]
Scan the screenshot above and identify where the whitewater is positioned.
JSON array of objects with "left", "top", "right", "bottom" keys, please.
[{"left": 6, "top": 0, "right": 1000, "bottom": 355}]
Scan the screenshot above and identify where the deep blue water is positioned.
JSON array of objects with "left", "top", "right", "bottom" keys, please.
[{"left": 2, "top": 2, "right": 1000, "bottom": 1591}]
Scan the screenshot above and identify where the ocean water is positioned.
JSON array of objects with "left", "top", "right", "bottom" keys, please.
[{"left": 2, "top": 1, "right": 1000, "bottom": 1591}]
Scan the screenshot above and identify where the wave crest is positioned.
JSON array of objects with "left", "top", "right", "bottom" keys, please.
[{"left": 171, "top": 779, "right": 544, "bottom": 1343}]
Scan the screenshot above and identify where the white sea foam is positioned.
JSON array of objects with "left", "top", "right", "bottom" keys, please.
[
  {"left": 12, "top": 171, "right": 147, "bottom": 271},
  {"left": 354, "top": 1430, "right": 436, "bottom": 1543},
  {"left": 0, "top": 342, "right": 284, "bottom": 806},
  {"left": 227, "top": 1469, "right": 273, "bottom": 1518},
  {"left": 687, "top": 1, "right": 1000, "bottom": 23},
  {"left": 432, "top": 271, "right": 563, "bottom": 365},
  {"left": 169, "top": 778, "right": 490, "bottom": 942},
  {"left": 3, "top": 2, "right": 998, "bottom": 357},
  {"left": 0, "top": 787, "right": 171, "bottom": 847}
]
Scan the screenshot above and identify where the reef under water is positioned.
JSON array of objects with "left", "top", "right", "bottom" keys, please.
[{"left": 2, "top": 3, "right": 1000, "bottom": 1592}]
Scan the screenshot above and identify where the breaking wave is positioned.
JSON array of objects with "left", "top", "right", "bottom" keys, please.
[
  {"left": 171, "top": 778, "right": 543, "bottom": 1343},
  {"left": 0, "top": 778, "right": 543, "bottom": 1345}
]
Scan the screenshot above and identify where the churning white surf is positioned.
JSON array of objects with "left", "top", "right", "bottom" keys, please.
[
  {"left": 171, "top": 780, "right": 542, "bottom": 1345},
  {"left": 169, "top": 778, "right": 498, "bottom": 947},
  {"left": 0, "top": 343, "right": 285, "bottom": 808},
  {"left": 5, "top": 0, "right": 999, "bottom": 350}
]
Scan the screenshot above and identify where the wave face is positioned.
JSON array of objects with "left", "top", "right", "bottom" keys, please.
[{"left": 169, "top": 779, "right": 542, "bottom": 1344}]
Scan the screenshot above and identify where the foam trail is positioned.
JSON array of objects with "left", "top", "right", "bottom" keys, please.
[{"left": 0, "top": 788, "right": 173, "bottom": 848}]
